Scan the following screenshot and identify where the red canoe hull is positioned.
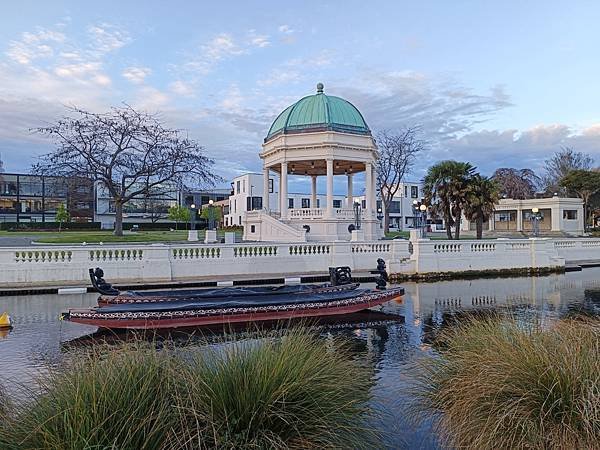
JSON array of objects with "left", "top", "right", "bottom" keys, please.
[{"left": 67, "top": 289, "right": 403, "bottom": 330}]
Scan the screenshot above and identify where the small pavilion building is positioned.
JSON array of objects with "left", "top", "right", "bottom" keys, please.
[{"left": 244, "top": 83, "right": 382, "bottom": 242}]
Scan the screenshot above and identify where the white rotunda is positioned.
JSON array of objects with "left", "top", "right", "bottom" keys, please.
[{"left": 244, "top": 83, "right": 382, "bottom": 242}]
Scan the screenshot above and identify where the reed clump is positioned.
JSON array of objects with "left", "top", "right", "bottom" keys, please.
[
  {"left": 0, "top": 328, "right": 375, "bottom": 449},
  {"left": 172, "top": 328, "right": 376, "bottom": 449},
  {"left": 413, "top": 317, "right": 600, "bottom": 450}
]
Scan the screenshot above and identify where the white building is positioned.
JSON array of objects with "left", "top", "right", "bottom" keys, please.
[
  {"left": 244, "top": 83, "right": 382, "bottom": 242},
  {"left": 461, "top": 197, "right": 585, "bottom": 235},
  {"left": 225, "top": 172, "right": 346, "bottom": 228}
]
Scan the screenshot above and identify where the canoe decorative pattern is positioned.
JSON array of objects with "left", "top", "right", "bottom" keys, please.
[{"left": 70, "top": 289, "right": 402, "bottom": 322}]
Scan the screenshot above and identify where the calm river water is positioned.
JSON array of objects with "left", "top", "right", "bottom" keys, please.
[{"left": 1, "top": 267, "right": 599, "bottom": 449}]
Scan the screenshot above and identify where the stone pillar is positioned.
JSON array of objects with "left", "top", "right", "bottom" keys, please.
[
  {"left": 311, "top": 176, "right": 317, "bottom": 209},
  {"left": 280, "top": 162, "right": 288, "bottom": 220},
  {"left": 262, "top": 166, "right": 270, "bottom": 212},
  {"left": 365, "top": 161, "right": 373, "bottom": 217},
  {"left": 326, "top": 159, "right": 334, "bottom": 218},
  {"left": 516, "top": 207, "right": 523, "bottom": 231},
  {"left": 551, "top": 206, "right": 560, "bottom": 231},
  {"left": 347, "top": 173, "right": 353, "bottom": 207}
]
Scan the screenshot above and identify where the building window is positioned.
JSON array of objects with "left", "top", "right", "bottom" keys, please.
[
  {"left": 333, "top": 199, "right": 341, "bottom": 208},
  {"left": 236, "top": 180, "right": 240, "bottom": 194},
  {"left": 361, "top": 200, "right": 366, "bottom": 209},
  {"left": 242, "top": 179, "right": 246, "bottom": 193},
  {"left": 411, "top": 186, "right": 418, "bottom": 198},
  {"left": 288, "top": 198, "right": 294, "bottom": 209},
  {"left": 238, "top": 216, "right": 242, "bottom": 225},
  {"left": 246, "top": 197, "right": 262, "bottom": 211},
  {"left": 250, "top": 225, "right": 255, "bottom": 233},
  {"left": 563, "top": 210, "right": 577, "bottom": 220},
  {"left": 496, "top": 212, "right": 516, "bottom": 222},
  {"left": 404, "top": 186, "right": 408, "bottom": 198},
  {"left": 269, "top": 179, "right": 274, "bottom": 193},
  {"left": 301, "top": 198, "right": 310, "bottom": 208},
  {"left": 316, "top": 199, "right": 320, "bottom": 208}
]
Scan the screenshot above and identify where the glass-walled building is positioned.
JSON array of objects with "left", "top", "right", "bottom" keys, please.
[
  {"left": 94, "top": 182, "right": 182, "bottom": 228},
  {"left": 0, "top": 173, "right": 94, "bottom": 223}
]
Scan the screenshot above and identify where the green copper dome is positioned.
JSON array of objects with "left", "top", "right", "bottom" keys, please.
[{"left": 265, "top": 83, "right": 370, "bottom": 142}]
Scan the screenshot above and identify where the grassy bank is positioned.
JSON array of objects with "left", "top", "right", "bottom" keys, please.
[
  {"left": 412, "top": 317, "right": 600, "bottom": 449},
  {"left": 0, "top": 328, "right": 376, "bottom": 449}
]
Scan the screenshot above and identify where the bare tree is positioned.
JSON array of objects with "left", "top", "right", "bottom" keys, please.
[
  {"left": 33, "top": 105, "right": 217, "bottom": 235},
  {"left": 543, "top": 147, "right": 595, "bottom": 195},
  {"left": 375, "top": 127, "right": 425, "bottom": 233},
  {"left": 491, "top": 168, "right": 540, "bottom": 199}
]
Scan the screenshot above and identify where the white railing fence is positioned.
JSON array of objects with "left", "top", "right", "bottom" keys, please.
[{"left": 1, "top": 238, "right": 599, "bottom": 288}]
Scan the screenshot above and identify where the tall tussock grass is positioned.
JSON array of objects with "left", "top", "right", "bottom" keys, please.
[
  {"left": 412, "top": 317, "right": 600, "bottom": 449},
  {"left": 0, "top": 327, "right": 375, "bottom": 449},
  {"left": 173, "top": 328, "right": 375, "bottom": 449}
]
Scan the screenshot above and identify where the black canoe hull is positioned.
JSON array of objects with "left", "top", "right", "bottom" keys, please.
[{"left": 98, "top": 283, "right": 360, "bottom": 306}]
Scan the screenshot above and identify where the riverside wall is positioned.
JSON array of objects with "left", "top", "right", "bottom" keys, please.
[{"left": 0, "top": 238, "right": 598, "bottom": 289}]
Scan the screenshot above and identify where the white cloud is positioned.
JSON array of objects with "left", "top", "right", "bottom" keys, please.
[
  {"left": 87, "top": 23, "right": 130, "bottom": 54},
  {"left": 6, "top": 28, "right": 66, "bottom": 65},
  {"left": 220, "top": 84, "right": 244, "bottom": 111},
  {"left": 202, "top": 33, "right": 244, "bottom": 63},
  {"left": 258, "top": 51, "right": 333, "bottom": 86},
  {"left": 250, "top": 35, "right": 270, "bottom": 48},
  {"left": 122, "top": 66, "right": 151, "bottom": 84},
  {"left": 278, "top": 24, "right": 294, "bottom": 34},
  {"left": 169, "top": 80, "right": 194, "bottom": 96}
]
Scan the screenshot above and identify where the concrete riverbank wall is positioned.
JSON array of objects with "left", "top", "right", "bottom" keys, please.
[{"left": 0, "top": 238, "right": 597, "bottom": 289}]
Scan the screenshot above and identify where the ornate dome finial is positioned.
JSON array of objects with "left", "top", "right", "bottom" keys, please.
[{"left": 316, "top": 82, "right": 324, "bottom": 94}]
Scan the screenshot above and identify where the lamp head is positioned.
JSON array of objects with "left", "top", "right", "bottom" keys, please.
[
  {"left": 532, "top": 207, "right": 539, "bottom": 214},
  {"left": 412, "top": 200, "right": 418, "bottom": 206},
  {"left": 209, "top": 199, "right": 214, "bottom": 205},
  {"left": 419, "top": 204, "right": 427, "bottom": 211},
  {"left": 190, "top": 203, "right": 196, "bottom": 209}
]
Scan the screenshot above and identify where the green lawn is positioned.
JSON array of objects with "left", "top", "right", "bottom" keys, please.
[{"left": 2, "top": 230, "right": 242, "bottom": 244}]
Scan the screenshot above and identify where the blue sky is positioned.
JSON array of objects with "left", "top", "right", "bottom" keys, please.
[{"left": 1, "top": 0, "right": 599, "bottom": 188}]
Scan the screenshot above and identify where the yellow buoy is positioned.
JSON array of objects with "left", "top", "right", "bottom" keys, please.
[{"left": 0, "top": 312, "right": 12, "bottom": 329}]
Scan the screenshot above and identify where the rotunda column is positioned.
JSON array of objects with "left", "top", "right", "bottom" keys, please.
[
  {"left": 280, "top": 162, "right": 288, "bottom": 220},
  {"left": 365, "top": 161, "right": 373, "bottom": 217},
  {"left": 262, "top": 166, "right": 270, "bottom": 212},
  {"left": 347, "top": 173, "right": 353, "bottom": 207},
  {"left": 326, "top": 159, "right": 334, "bottom": 218},
  {"left": 311, "top": 176, "right": 317, "bottom": 209}
]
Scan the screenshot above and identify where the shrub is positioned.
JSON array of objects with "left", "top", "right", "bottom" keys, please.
[
  {"left": 1, "top": 328, "right": 376, "bottom": 449},
  {"left": 412, "top": 317, "right": 600, "bottom": 449},
  {"left": 1, "top": 342, "right": 179, "bottom": 450},
  {"left": 172, "top": 328, "right": 376, "bottom": 449}
]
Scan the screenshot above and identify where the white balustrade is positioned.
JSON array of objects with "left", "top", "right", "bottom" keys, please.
[
  {"left": 2, "top": 238, "right": 600, "bottom": 288},
  {"left": 288, "top": 208, "right": 324, "bottom": 219}
]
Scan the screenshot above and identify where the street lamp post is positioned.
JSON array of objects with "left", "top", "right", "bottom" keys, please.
[
  {"left": 419, "top": 204, "right": 428, "bottom": 238},
  {"left": 531, "top": 207, "right": 541, "bottom": 237},
  {"left": 377, "top": 207, "right": 383, "bottom": 229},
  {"left": 187, "top": 203, "right": 198, "bottom": 241},
  {"left": 189, "top": 203, "right": 196, "bottom": 230},
  {"left": 412, "top": 199, "right": 419, "bottom": 229},
  {"left": 208, "top": 199, "right": 216, "bottom": 230}
]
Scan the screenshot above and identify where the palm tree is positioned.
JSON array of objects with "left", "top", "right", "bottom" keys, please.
[
  {"left": 423, "top": 161, "right": 476, "bottom": 240},
  {"left": 463, "top": 175, "right": 500, "bottom": 239}
]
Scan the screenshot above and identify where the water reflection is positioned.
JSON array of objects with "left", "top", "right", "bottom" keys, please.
[{"left": 0, "top": 267, "right": 599, "bottom": 449}]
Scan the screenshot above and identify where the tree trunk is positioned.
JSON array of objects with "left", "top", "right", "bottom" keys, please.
[
  {"left": 384, "top": 211, "right": 390, "bottom": 234},
  {"left": 445, "top": 215, "right": 453, "bottom": 239},
  {"left": 114, "top": 200, "right": 124, "bottom": 236},
  {"left": 454, "top": 209, "right": 461, "bottom": 240},
  {"left": 476, "top": 216, "right": 483, "bottom": 239}
]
